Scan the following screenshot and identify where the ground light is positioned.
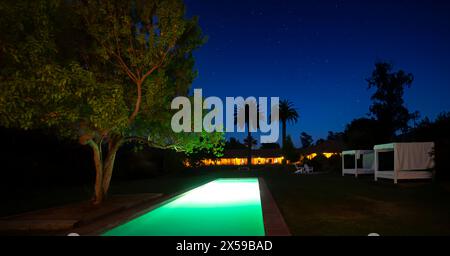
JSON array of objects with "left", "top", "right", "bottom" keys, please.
[{"left": 102, "top": 178, "right": 265, "bottom": 236}]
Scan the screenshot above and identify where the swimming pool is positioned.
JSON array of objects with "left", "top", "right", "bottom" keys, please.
[{"left": 102, "top": 178, "right": 265, "bottom": 236}]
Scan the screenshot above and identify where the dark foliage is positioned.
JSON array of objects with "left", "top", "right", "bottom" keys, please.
[
  {"left": 282, "top": 135, "right": 299, "bottom": 163},
  {"left": 300, "top": 132, "right": 313, "bottom": 149},
  {"left": 343, "top": 118, "right": 388, "bottom": 150},
  {"left": 260, "top": 143, "right": 280, "bottom": 149},
  {"left": 367, "top": 62, "right": 416, "bottom": 138},
  {"left": 0, "top": 127, "right": 180, "bottom": 190},
  {"left": 224, "top": 137, "right": 246, "bottom": 150},
  {"left": 305, "top": 154, "right": 341, "bottom": 173}
]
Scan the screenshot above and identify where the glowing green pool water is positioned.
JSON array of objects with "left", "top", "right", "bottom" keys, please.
[{"left": 102, "top": 178, "right": 265, "bottom": 236}]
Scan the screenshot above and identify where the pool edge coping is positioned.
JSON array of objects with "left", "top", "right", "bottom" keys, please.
[{"left": 258, "top": 178, "right": 292, "bottom": 236}]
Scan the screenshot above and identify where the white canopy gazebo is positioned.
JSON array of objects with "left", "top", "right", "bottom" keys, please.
[
  {"left": 341, "top": 150, "right": 374, "bottom": 178},
  {"left": 374, "top": 142, "right": 435, "bottom": 184}
]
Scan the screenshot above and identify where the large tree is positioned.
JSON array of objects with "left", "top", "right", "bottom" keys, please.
[
  {"left": 367, "top": 62, "right": 415, "bottom": 138},
  {"left": 235, "top": 101, "right": 261, "bottom": 169},
  {"left": 343, "top": 118, "right": 386, "bottom": 149},
  {"left": 0, "top": 0, "right": 223, "bottom": 204},
  {"left": 300, "top": 132, "right": 313, "bottom": 149},
  {"left": 225, "top": 137, "right": 246, "bottom": 150},
  {"left": 282, "top": 135, "right": 298, "bottom": 163}
]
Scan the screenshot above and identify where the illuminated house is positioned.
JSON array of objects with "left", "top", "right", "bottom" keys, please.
[
  {"left": 199, "top": 139, "right": 344, "bottom": 166},
  {"left": 300, "top": 139, "right": 343, "bottom": 162},
  {"left": 201, "top": 149, "right": 285, "bottom": 166},
  {"left": 304, "top": 152, "right": 339, "bottom": 160}
]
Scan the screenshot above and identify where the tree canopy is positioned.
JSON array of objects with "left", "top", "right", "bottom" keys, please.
[
  {"left": 367, "top": 62, "right": 415, "bottom": 138},
  {"left": 225, "top": 137, "right": 247, "bottom": 150},
  {"left": 0, "top": 0, "right": 224, "bottom": 204},
  {"left": 343, "top": 118, "right": 385, "bottom": 150},
  {"left": 300, "top": 132, "right": 313, "bottom": 149}
]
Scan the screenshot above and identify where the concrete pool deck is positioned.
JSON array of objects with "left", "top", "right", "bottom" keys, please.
[{"left": 0, "top": 193, "right": 162, "bottom": 235}]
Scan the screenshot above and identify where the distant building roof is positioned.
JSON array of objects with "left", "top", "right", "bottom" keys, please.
[
  {"left": 221, "top": 149, "right": 284, "bottom": 158},
  {"left": 302, "top": 140, "right": 343, "bottom": 154}
]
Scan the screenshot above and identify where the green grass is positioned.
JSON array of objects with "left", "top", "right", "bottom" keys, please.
[
  {"left": 262, "top": 171, "right": 450, "bottom": 235},
  {"left": 2, "top": 166, "right": 450, "bottom": 235}
]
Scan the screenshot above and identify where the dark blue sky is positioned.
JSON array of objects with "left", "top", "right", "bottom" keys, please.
[{"left": 184, "top": 0, "right": 450, "bottom": 146}]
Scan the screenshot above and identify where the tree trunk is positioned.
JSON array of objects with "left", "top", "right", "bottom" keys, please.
[
  {"left": 87, "top": 140, "right": 104, "bottom": 205},
  {"left": 247, "top": 126, "right": 252, "bottom": 169},
  {"left": 86, "top": 137, "right": 122, "bottom": 205},
  {"left": 282, "top": 121, "right": 287, "bottom": 165},
  {"left": 101, "top": 138, "right": 121, "bottom": 196}
]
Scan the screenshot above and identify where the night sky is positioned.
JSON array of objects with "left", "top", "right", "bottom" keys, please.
[{"left": 184, "top": 0, "right": 450, "bottom": 146}]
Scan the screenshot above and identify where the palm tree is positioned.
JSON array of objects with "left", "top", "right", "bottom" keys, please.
[
  {"left": 235, "top": 101, "right": 263, "bottom": 169},
  {"left": 279, "top": 100, "right": 299, "bottom": 148},
  {"left": 243, "top": 135, "right": 258, "bottom": 149}
]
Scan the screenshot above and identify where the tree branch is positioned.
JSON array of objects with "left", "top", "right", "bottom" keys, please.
[
  {"left": 127, "top": 79, "right": 142, "bottom": 124},
  {"left": 141, "top": 43, "right": 174, "bottom": 82},
  {"left": 127, "top": 43, "right": 174, "bottom": 124},
  {"left": 123, "top": 136, "right": 181, "bottom": 151},
  {"left": 111, "top": 52, "right": 138, "bottom": 83}
]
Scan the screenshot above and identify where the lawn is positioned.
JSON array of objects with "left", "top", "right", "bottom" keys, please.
[
  {"left": 2, "top": 167, "right": 450, "bottom": 235},
  {"left": 260, "top": 170, "right": 450, "bottom": 235}
]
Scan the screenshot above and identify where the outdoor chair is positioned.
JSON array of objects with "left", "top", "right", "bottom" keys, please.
[
  {"left": 294, "top": 163, "right": 314, "bottom": 174},
  {"left": 304, "top": 164, "right": 314, "bottom": 173}
]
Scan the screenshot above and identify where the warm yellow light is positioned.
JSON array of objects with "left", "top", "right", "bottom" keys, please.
[
  {"left": 257, "top": 157, "right": 262, "bottom": 164},
  {"left": 201, "top": 156, "right": 286, "bottom": 166},
  {"left": 306, "top": 153, "right": 317, "bottom": 160},
  {"left": 323, "top": 152, "right": 335, "bottom": 158}
]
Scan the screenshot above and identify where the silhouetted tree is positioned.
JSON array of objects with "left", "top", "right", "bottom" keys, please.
[
  {"left": 235, "top": 101, "right": 262, "bottom": 169},
  {"left": 327, "top": 131, "right": 344, "bottom": 141},
  {"left": 279, "top": 100, "right": 299, "bottom": 148},
  {"left": 243, "top": 135, "right": 258, "bottom": 149},
  {"left": 410, "top": 111, "right": 421, "bottom": 128},
  {"left": 300, "top": 132, "right": 313, "bottom": 149},
  {"left": 225, "top": 137, "right": 246, "bottom": 150},
  {"left": 343, "top": 118, "right": 386, "bottom": 149},
  {"left": 282, "top": 135, "right": 299, "bottom": 163},
  {"left": 315, "top": 138, "right": 325, "bottom": 146},
  {"left": 260, "top": 143, "right": 280, "bottom": 149},
  {"left": 367, "top": 62, "right": 416, "bottom": 139}
]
